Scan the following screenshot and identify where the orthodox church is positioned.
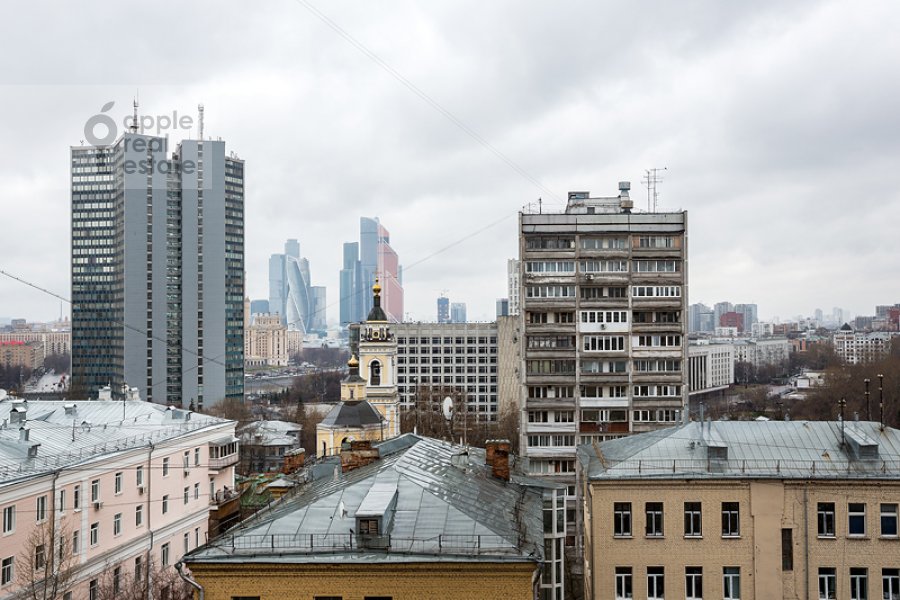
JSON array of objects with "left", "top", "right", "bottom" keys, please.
[{"left": 316, "top": 280, "right": 401, "bottom": 456}]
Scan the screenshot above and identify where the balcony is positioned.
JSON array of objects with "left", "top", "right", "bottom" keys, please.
[
  {"left": 209, "top": 437, "right": 240, "bottom": 470},
  {"left": 209, "top": 487, "right": 242, "bottom": 537}
]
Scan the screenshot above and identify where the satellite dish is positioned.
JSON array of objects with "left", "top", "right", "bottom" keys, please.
[{"left": 442, "top": 396, "right": 454, "bottom": 421}]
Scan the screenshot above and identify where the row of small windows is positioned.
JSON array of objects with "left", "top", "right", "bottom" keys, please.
[
  {"left": 526, "top": 235, "right": 681, "bottom": 251},
  {"left": 613, "top": 566, "right": 741, "bottom": 600},
  {"left": 525, "top": 260, "right": 681, "bottom": 274},
  {"left": 527, "top": 286, "right": 682, "bottom": 299}
]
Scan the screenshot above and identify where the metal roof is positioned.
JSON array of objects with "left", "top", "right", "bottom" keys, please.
[
  {"left": 579, "top": 420, "right": 900, "bottom": 481},
  {"left": 186, "top": 434, "right": 545, "bottom": 565},
  {"left": 239, "top": 419, "right": 302, "bottom": 447},
  {"left": 318, "top": 400, "right": 383, "bottom": 429},
  {"left": 0, "top": 399, "right": 232, "bottom": 486}
]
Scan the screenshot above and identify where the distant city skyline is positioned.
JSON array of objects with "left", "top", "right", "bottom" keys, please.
[{"left": 1, "top": 2, "right": 899, "bottom": 325}]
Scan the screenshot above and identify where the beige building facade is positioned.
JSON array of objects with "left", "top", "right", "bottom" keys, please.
[
  {"left": 244, "top": 313, "right": 289, "bottom": 367},
  {"left": 579, "top": 420, "right": 900, "bottom": 600}
]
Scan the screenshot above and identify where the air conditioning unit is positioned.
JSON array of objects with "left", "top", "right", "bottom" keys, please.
[
  {"left": 137, "top": 486, "right": 145, "bottom": 495},
  {"left": 93, "top": 501, "right": 103, "bottom": 510}
]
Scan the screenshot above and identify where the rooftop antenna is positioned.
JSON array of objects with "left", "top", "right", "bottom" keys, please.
[
  {"left": 641, "top": 167, "right": 667, "bottom": 212},
  {"left": 198, "top": 103, "right": 204, "bottom": 140},
  {"left": 131, "top": 97, "right": 139, "bottom": 133}
]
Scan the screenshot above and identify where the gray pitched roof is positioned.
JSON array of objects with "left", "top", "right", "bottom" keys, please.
[
  {"left": 578, "top": 420, "right": 900, "bottom": 481},
  {"left": 0, "top": 400, "right": 232, "bottom": 486},
  {"left": 186, "top": 434, "right": 544, "bottom": 565},
  {"left": 318, "top": 400, "right": 383, "bottom": 429}
]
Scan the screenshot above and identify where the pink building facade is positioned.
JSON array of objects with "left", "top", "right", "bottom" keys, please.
[
  {"left": 378, "top": 239, "right": 403, "bottom": 323},
  {"left": 0, "top": 400, "right": 238, "bottom": 599}
]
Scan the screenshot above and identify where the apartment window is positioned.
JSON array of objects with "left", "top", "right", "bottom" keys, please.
[
  {"left": 684, "top": 502, "right": 702, "bottom": 537},
  {"left": 685, "top": 567, "right": 703, "bottom": 600},
  {"left": 850, "top": 567, "right": 867, "bottom": 600},
  {"left": 161, "top": 543, "right": 169, "bottom": 567},
  {"left": 614, "top": 502, "right": 632, "bottom": 537},
  {"left": 162, "top": 495, "right": 169, "bottom": 514},
  {"left": 1, "top": 506, "right": 13, "bottom": 534},
  {"left": 162, "top": 457, "right": 170, "bottom": 477},
  {"left": 183, "top": 451, "right": 190, "bottom": 470},
  {"left": 114, "top": 472, "right": 123, "bottom": 494},
  {"left": 136, "top": 466, "right": 144, "bottom": 487},
  {"left": 74, "top": 485, "right": 81, "bottom": 510},
  {"left": 724, "top": 567, "right": 741, "bottom": 599},
  {"left": 818, "top": 503, "right": 836, "bottom": 537},
  {"left": 135, "top": 505, "right": 143, "bottom": 527},
  {"left": 89, "top": 579, "right": 98, "bottom": 600},
  {"left": 819, "top": 567, "right": 837, "bottom": 599},
  {"left": 184, "top": 487, "right": 189, "bottom": 505},
  {"left": 882, "top": 504, "right": 898, "bottom": 537},
  {"left": 91, "top": 479, "right": 100, "bottom": 503},
  {"left": 1, "top": 557, "right": 12, "bottom": 586},
  {"left": 58, "top": 489, "right": 66, "bottom": 513},
  {"left": 781, "top": 528, "right": 793, "bottom": 571},
  {"left": 647, "top": 567, "right": 665, "bottom": 600},
  {"left": 34, "top": 544, "right": 45, "bottom": 570},
  {"left": 34, "top": 495, "right": 47, "bottom": 523},
  {"left": 194, "top": 448, "right": 201, "bottom": 466},
  {"left": 183, "top": 532, "right": 190, "bottom": 554},
  {"left": 135, "top": 556, "right": 143, "bottom": 583},
  {"left": 722, "top": 502, "right": 740, "bottom": 537},
  {"left": 849, "top": 503, "right": 866, "bottom": 536},
  {"left": 90, "top": 522, "right": 99, "bottom": 546},
  {"left": 883, "top": 569, "right": 899, "bottom": 600},
  {"left": 194, "top": 483, "right": 200, "bottom": 500},
  {"left": 615, "top": 567, "right": 632, "bottom": 599},
  {"left": 72, "top": 530, "right": 80, "bottom": 554},
  {"left": 194, "top": 528, "right": 200, "bottom": 548},
  {"left": 646, "top": 502, "right": 664, "bottom": 537}
]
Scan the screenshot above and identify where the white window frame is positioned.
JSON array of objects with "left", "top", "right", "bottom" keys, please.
[{"left": 723, "top": 567, "right": 741, "bottom": 600}]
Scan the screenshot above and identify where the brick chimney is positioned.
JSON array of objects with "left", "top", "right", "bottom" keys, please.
[
  {"left": 486, "top": 439, "right": 510, "bottom": 481},
  {"left": 340, "top": 440, "right": 380, "bottom": 472}
]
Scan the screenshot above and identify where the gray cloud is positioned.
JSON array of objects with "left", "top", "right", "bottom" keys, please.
[{"left": 1, "top": 0, "right": 898, "bottom": 325}]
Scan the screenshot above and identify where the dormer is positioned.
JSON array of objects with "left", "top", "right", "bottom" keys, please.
[{"left": 355, "top": 481, "right": 398, "bottom": 549}]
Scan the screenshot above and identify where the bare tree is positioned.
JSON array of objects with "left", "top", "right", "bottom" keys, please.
[
  {"left": 93, "top": 554, "right": 192, "bottom": 600},
  {"left": 16, "top": 521, "right": 75, "bottom": 600}
]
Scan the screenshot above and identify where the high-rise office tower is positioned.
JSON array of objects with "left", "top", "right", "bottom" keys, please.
[
  {"left": 689, "top": 302, "right": 714, "bottom": 333},
  {"left": 437, "top": 296, "right": 450, "bottom": 323},
  {"left": 269, "top": 239, "right": 326, "bottom": 334},
  {"left": 714, "top": 301, "right": 734, "bottom": 328},
  {"left": 518, "top": 183, "right": 687, "bottom": 530},
  {"left": 340, "top": 242, "right": 363, "bottom": 326},
  {"left": 342, "top": 217, "right": 403, "bottom": 325},
  {"left": 450, "top": 302, "right": 467, "bottom": 323},
  {"left": 734, "top": 303, "right": 758, "bottom": 332},
  {"left": 71, "top": 131, "right": 244, "bottom": 408}
]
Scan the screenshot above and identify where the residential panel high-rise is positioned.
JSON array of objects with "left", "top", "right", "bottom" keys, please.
[
  {"left": 518, "top": 183, "right": 688, "bottom": 532},
  {"left": 71, "top": 132, "right": 244, "bottom": 408}
]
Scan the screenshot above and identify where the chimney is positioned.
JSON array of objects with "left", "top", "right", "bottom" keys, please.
[
  {"left": 618, "top": 181, "right": 633, "bottom": 214},
  {"left": 10, "top": 405, "right": 26, "bottom": 424},
  {"left": 19, "top": 425, "right": 29, "bottom": 443},
  {"left": 487, "top": 439, "right": 511, "bottom": 482},
  {"left": 340, "top": 440, "right": 379, "bottom": 472},
  {"left": 485, "top": 439, "right": 499, "bottom": 466}
]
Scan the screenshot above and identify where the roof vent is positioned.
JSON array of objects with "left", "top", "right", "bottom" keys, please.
[
  {"left": 355, "top": 482, "right": 399, "bottom": 549},
  {"left": 10, "top": 405, "right": 26, "bottom": 424},
  {"left": 19, "top": 425, "right": 29, "bottom": 443},
  {"left": 618, "top": 181, "right": 633, "bottom": 214},
  {"left": 64, "top": 403, "right": 77, "bottom": 416}
]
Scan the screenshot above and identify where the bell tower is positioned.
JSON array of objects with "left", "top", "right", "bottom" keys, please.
[{"left": 358, "top": 279, "right": 400, "bottom": 438}]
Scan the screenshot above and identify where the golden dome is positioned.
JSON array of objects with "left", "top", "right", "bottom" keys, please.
[
  {"left": 347, "top": 355, "right": 359, "bottom": 368},
  {"left": 372, "top": 279, "right": 382, "bottom": 295}
]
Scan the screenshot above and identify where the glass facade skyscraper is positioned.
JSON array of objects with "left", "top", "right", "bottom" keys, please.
[
  {"left": 341, "top": 217, "right": 403, "bottom": 327},
  {"left": 71, "top": 132, "right": 244, "bottom": 408},
  {"left": 268, "top": 239, "right": 326, "bottom": 334}
]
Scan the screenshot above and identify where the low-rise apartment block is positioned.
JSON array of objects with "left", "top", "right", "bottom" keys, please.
[
  {"left": 579, "top": 420, "right": 900, "bottom": 600},
  {"left": 0, "top": 399, "right": 238, "bottom": 599}
]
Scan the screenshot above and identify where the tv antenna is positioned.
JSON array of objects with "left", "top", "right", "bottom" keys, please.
[{"left": 642, "top": 167, "right": 667, "bottom": 212}]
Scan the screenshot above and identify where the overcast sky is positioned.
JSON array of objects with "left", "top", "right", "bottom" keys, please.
[{"left": 1, "top": 1, "right": 898, "bottom": 325}]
